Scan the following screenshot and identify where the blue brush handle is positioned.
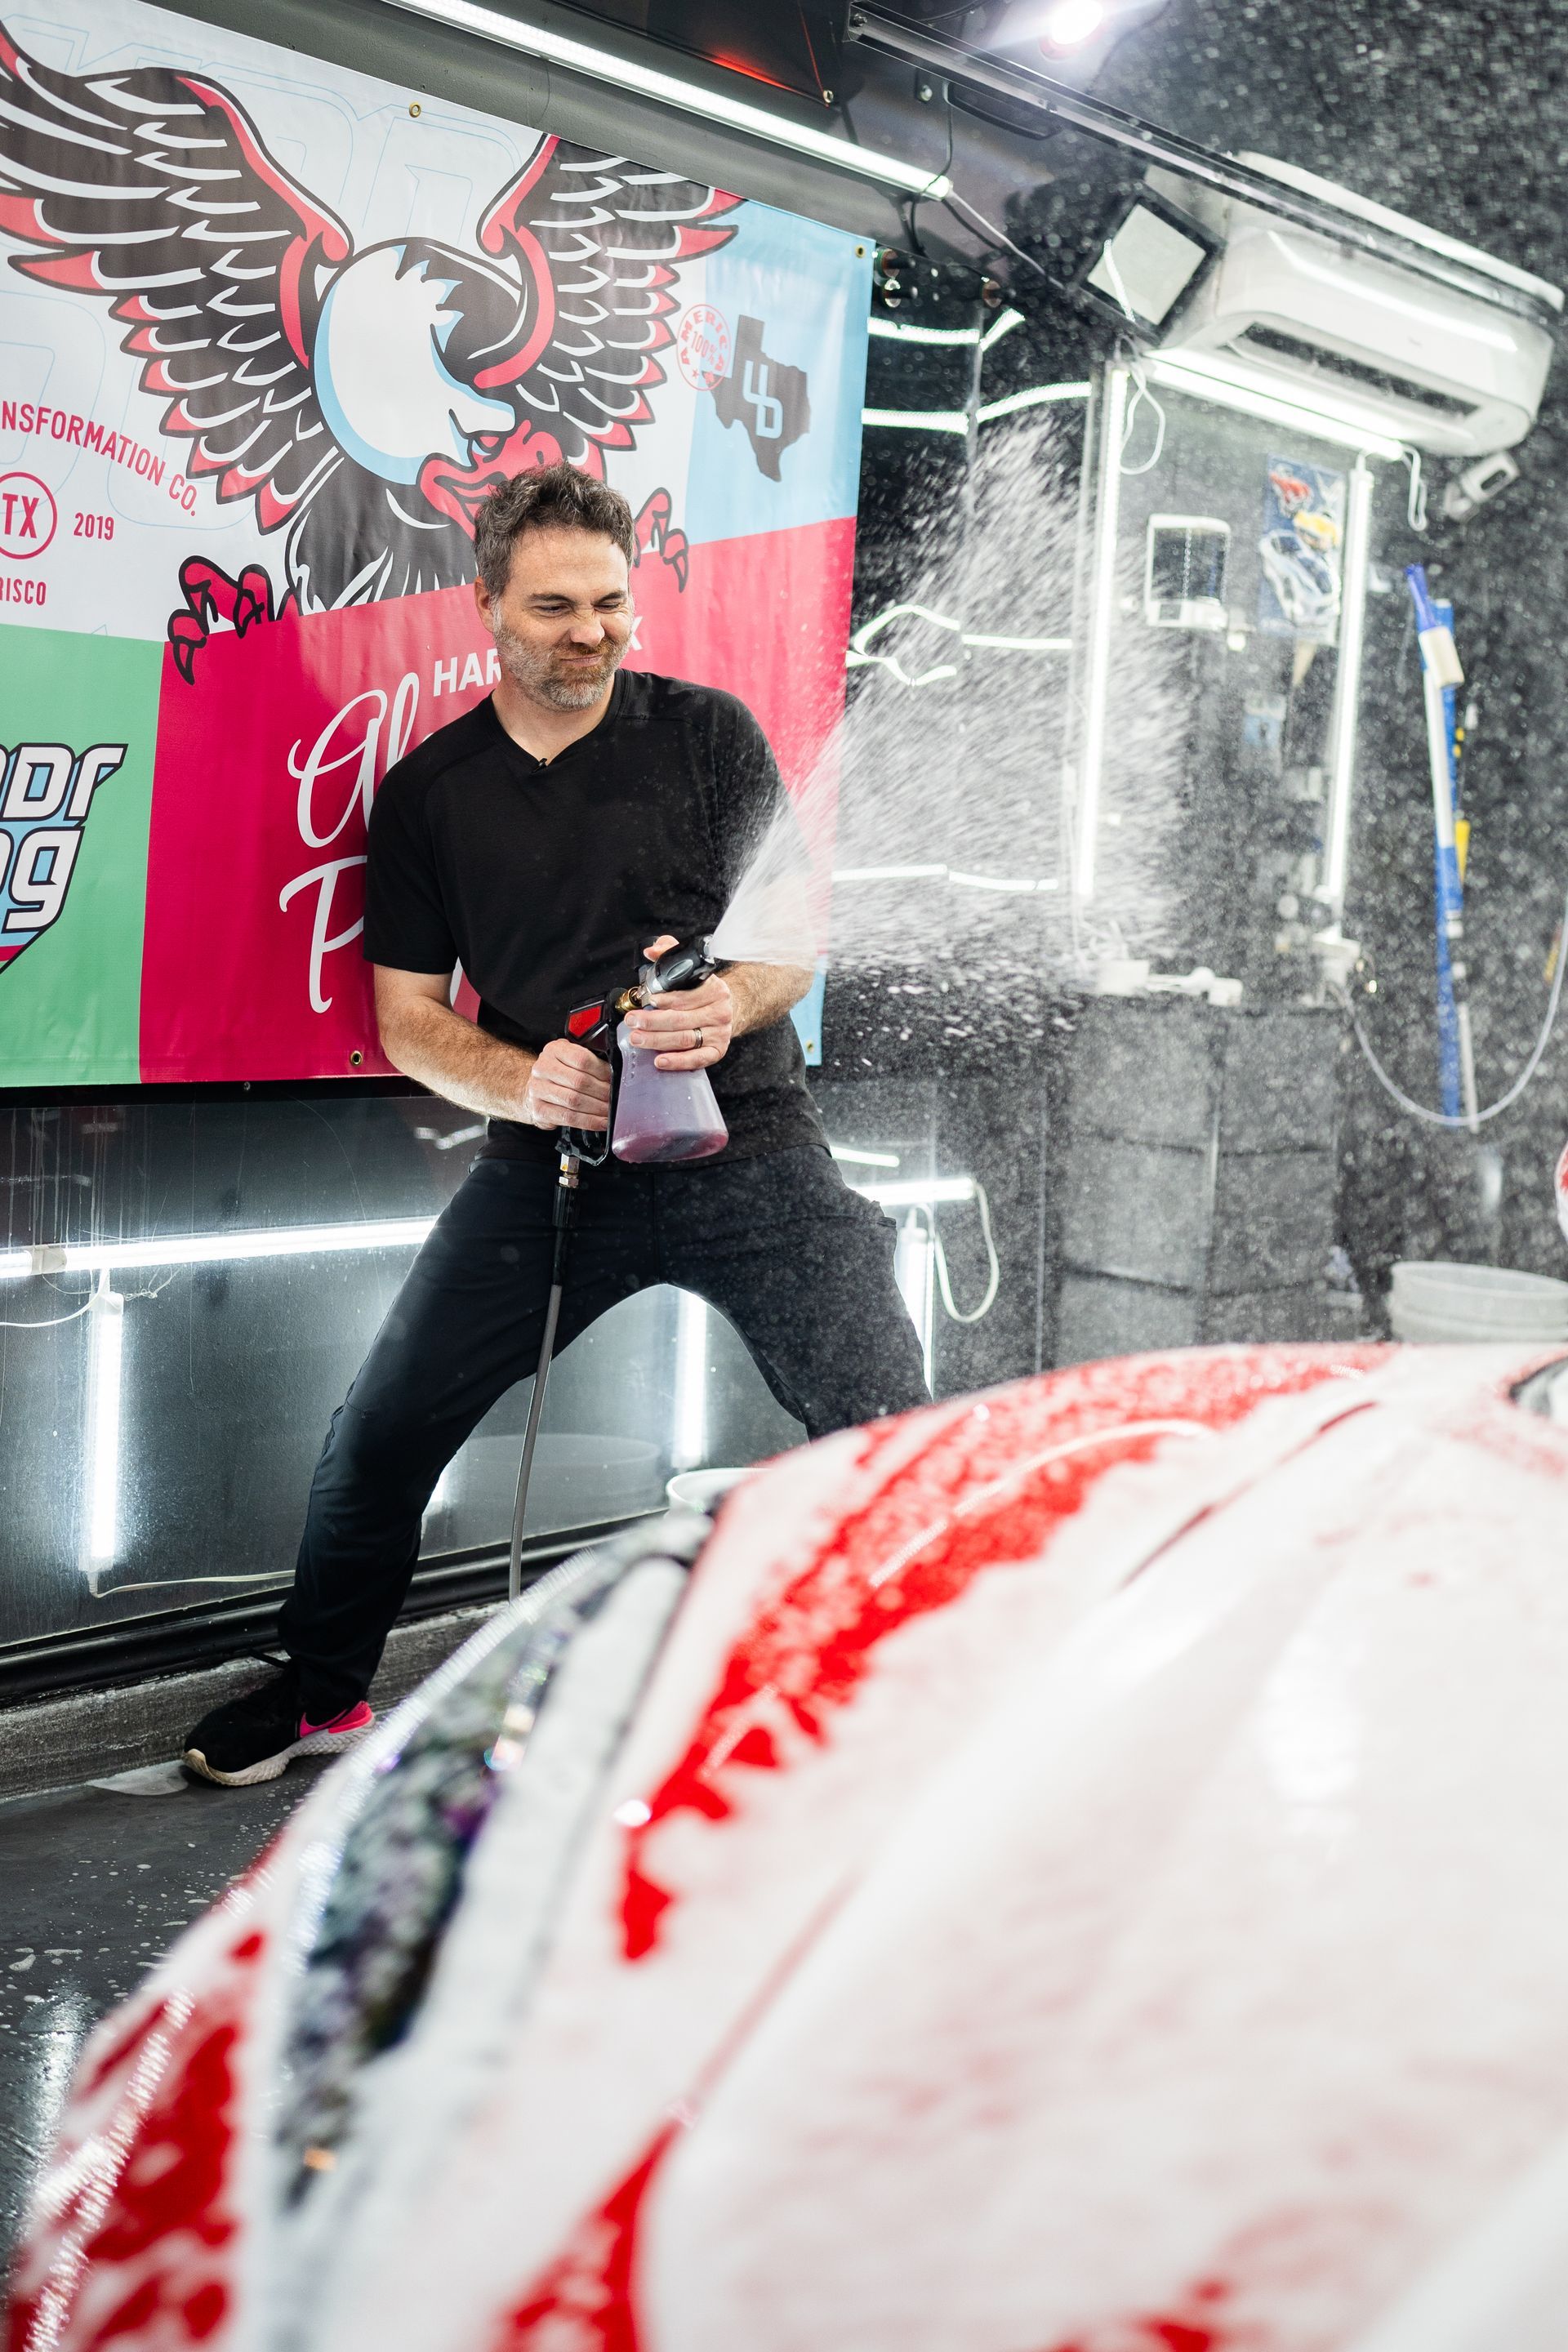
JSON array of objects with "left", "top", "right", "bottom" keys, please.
[{"left": 1405, "top": 563, "right": 1441, "bottom": 636}]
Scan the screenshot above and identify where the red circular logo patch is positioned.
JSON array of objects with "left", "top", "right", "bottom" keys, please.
[
  {"left": 675, "top": 304, "right": 733, "bottom": 392},
  {"left": 0, "top": 470, "right": 56, "bottom": 560}
]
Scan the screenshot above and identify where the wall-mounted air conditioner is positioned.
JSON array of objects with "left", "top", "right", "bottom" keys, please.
[{"left": 1147, "top": 154, "right": 1561, "bottom": 457}]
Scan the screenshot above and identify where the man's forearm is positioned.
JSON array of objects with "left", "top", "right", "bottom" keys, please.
[
  {"left": 724, "top": 961, "right": 814, "bottom": 1036},
  {"left": 380, "top": 996, "right": 536, "bottom": 1120}
]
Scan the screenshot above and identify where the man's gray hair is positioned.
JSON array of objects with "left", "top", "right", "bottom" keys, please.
[{"left": 472, "top": 462, "right": 636, "bottom": 600}]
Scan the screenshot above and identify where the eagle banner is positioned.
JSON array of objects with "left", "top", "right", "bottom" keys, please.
[{"left": 0, "top": 1, "right": 871, "bottom": 1085}]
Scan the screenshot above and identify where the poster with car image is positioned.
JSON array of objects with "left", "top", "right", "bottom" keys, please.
[
  {"left": 1257, "top": 453, "right": 1344, "bottom": 645},
  {"left": 0, "top": 0, "right": 870, "bottom": 1084}
]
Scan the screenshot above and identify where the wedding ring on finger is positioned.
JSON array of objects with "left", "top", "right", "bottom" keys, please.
[{"left": 693, "top": 1027, "right": 704, "bottom": 1050}]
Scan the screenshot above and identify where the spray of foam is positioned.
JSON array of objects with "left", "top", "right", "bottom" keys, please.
[{"left": 710, "top": 419, "right": 1192, "bottom": 1018}]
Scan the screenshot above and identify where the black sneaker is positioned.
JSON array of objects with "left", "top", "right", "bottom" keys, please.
[{"left": 183, "top": 1664, "right": 374, "bottom": 1787}]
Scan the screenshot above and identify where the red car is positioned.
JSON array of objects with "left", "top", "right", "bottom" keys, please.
[{"left": 11, "top": 1341, "right": 1568, "bottom": 2352}]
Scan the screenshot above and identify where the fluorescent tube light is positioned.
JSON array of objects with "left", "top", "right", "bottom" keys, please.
[
  {"left": 1321, "top": 457, "right": 1375, "bottom": 912},
  {"left": 892, "top": 1209, "right": 935, "bottom": 1388},
  {"left": 82, "top": 1272, "right": 123, "bottom": 1571},
  {"left": 2, "top": 1218, "right": 435, "bottom": 1283},
  {"left": 378, "top": 0, "right": 951, "bottom": 199},
  {"left": 862, "top": 407, "right": 970, "bottom": 433},
  {"left": 1147, "top": 351, "right": 1405, "bottom": 461},
  {"left": 976, "top": 382, "right": 1090, "bottom": 421}
]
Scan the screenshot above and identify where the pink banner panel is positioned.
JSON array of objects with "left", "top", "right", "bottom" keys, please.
[{"left": 139, "top": 518, "right": 853, "bottom": 1082}]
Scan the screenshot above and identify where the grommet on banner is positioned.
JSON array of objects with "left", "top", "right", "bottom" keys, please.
[{"left": 349, "top": 1050, "right": 363, "bottom": 1067}]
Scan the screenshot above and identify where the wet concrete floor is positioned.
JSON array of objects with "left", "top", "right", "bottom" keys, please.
[{"left": 0, "top": 1760, "right": 331, "bottom": 2280}]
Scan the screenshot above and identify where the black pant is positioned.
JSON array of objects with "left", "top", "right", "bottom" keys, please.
[{"left": 278, "top": 1144, "right": 930, "bottom": 1713}]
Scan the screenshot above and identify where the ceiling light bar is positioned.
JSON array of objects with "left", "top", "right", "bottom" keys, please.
[
  {"left": 977, "top": 381, "right": 1091, "bottom": 421},
  {"left": 380, "top": 0, "right": 951, "bottom": 198},
  {"left": 2, "top": 1218, "right": 435, "bottom": 1283},
  {"left": 1147, "top": 353, "right": 1406, "bottom": 461}
]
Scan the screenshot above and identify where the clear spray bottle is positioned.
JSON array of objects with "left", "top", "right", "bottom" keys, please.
[{"left": 611, "top": 943, "right": 729, "bottom": 1165}]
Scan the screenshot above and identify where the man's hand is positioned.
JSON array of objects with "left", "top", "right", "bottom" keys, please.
[
  {"left": 373, "top": 967, "right": 612, "bottom": 1131},
  {"left": 626, "top": 936, "right": 812, "bottom": 1071},
  {"left": 626, "top": 935, "right": 733, "bottom": 1072},
  {"left": 523, "top": 1036, "right": 613, "bottom": 1130}
]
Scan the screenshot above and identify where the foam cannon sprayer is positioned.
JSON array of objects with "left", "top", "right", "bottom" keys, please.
[{"left": 507, "top": 942, "right": 728, "bottom": 1600}]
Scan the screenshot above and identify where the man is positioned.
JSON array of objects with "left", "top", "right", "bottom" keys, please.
[{"left": 184, "top": 462, "right": 929, "bottom": 1785}]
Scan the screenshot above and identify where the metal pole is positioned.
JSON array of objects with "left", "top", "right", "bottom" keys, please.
[
  {"left": 509, "top": 1147, "right": 582, "bottom": 1601},
  {"left": 1073, "top": 362, "right": 1129, "bottom": 911},
  {"left": 509, "top": 1278, "right": 564, "bottom": 1601}
]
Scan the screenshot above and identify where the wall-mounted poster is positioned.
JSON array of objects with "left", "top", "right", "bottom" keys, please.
[
  {"left": 1257, "top": 453, "right": 1344, "bottom": 647},
  {"left": 0, "top": 2, "right": 871, "bottom": 1084}
]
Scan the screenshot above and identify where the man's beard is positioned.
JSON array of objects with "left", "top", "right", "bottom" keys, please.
[{"left": 491, "top": 616, "right": 625, "bottom": 711}]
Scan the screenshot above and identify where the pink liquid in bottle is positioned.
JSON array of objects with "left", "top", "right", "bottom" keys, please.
[{"left": 611, "top": 1019, "right": 729, "bottom": 1164}]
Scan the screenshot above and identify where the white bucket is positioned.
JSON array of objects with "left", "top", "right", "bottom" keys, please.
[
  {"left": 666, "top": 1467, "right": 752, "bottom": 1514},
  {"left": 1389, "top": 1259, "right": 1568, "bottom": 1343}
]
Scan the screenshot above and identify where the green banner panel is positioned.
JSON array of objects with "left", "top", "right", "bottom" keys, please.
[{"left": 0, "top": 621, "right": 160, "bottom": 1085}]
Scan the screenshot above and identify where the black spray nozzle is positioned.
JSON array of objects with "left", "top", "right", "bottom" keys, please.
[{"left": 643, "top": 942, "right": 715, "bottom": 996}]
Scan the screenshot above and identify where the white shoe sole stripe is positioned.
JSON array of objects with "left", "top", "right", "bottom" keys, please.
[{"left": 183, "top": 1717, "right": 372, "bottom": 1788}]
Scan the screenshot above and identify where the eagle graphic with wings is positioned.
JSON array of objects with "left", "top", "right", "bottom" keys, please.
[{"left": 0, "top": 23, "right": 739, "bottom": 677}]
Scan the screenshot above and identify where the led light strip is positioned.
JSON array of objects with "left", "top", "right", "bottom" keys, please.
[
  {"left": 1147, "top": 351, "right": 1406, "bottom": 461},
  {"left": 377, "top": 0, "right": 952, "bottom": 198},
  {"left": 976, "top": 381, "right": 1090, "bottom": 421},
  {"left": 862, "top": 406, "right": 970, "bottom": 434},
  {"left": 846, "top": 599, "right": 1070, "bottom": 685},
  {"left": 829, "top": 1143, "right": 902, "bottom": 1168},
  {"left": 2, "top": 1218, "right": 436, "bottom": 1282},
  {"left": 831, "top": 863, "right": 1061, "bottom": 892},
  {"left": 853, "top": 1177, "right": 976, "bottom": 1208},
  {"left": 862, "top": 383, "right": 1089, "bottom": 434},
  {"left": 866, "top": 308, "right": 1025, "bottom": 349},
  {"left": 868, "top": 318, "right": 981, "bottom": 345}
]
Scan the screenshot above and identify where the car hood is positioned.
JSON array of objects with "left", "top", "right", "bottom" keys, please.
[{"left": 12, "top": 1339, "right": 1568, "bottom": 2352}]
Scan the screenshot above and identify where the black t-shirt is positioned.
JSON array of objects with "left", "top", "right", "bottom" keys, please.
[{"left": 363, "top": 671, "right": 823, "bottom": 1164}]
